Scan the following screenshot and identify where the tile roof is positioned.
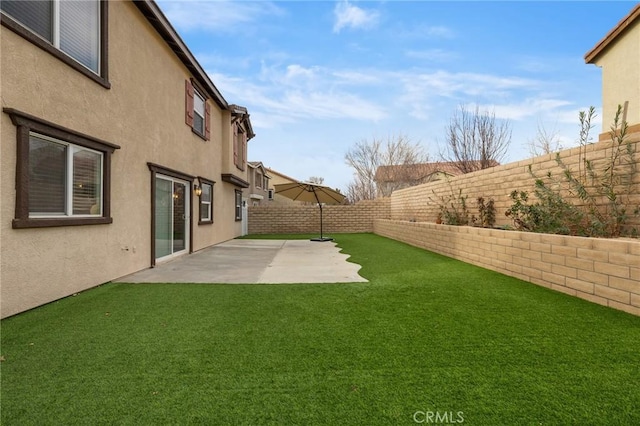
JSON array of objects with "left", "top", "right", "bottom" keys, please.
[{"left": 374, "top": 161, "right": 498, "bottom": 182}]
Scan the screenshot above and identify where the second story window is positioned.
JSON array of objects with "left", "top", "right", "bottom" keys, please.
[
  {"left": 233, "top": 124, "right": 246, "bottom": 170},
  {"left": 1, "top": 0, "right": 104, "bottom": 80},
  {"left": 185, "top": 79, "right": 211, "bottom": 140},
  {"left": 193, "top": 90, "right": 205, "bottom": 136}
]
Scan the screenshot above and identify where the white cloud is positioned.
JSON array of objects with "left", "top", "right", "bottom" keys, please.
[
  {"left": 333, "top": 1, "right": 380, "bottom": 33},
  {"left": 208, "top": 69, "right": 387, "bottom": 127},
  {"left": 285, "top": 64, "right": 319, "bottom": 82},
  {"left": 157, "top": 1, "right": 283, "bottom": 32},
  {"left": 393, "top": 24, "right": 456, "bottom": 40},
  {"left": 405, "top": 49, "right": 458, "bottom": 62},
  {"left": 394, "top": 70, "right": 544, "bottom": 119},
  {"left": 479, "top": 98, "right": 574, "bottom": 121},
  {"left": 330, "top": 70, "right": 382, "bottom": 85},
  {"left": 283, "top": 91, "right": 386, "bottom": 121},
  {"left": 210, "top": 63, "right": 580, "bottom": 146},
  {"left": 424, "top": 25, "right": 455, "bottom": 39},
  {"left": 554, "top": 106, "right": 603, "bottom": 126}
]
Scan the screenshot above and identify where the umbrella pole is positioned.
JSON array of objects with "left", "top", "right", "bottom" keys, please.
[
  {"left": 311, "top": 189, "right": 332, "bottom": 242},
  {"left": 319, "top": 202, "right": 323, "bottom": 239}
]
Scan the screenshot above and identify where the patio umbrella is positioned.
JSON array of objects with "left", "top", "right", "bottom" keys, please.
[{"left": 274, "top": 181, "right": 346, "bottom": 241}]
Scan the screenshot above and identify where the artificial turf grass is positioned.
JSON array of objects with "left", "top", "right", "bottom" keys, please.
[{"left": 2, "top": 233, "right": 639, "bottom": 425}]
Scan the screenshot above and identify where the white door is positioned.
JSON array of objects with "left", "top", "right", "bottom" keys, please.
[
  {"left": 241, "top": 198, "right": 248, "bottom": 236},
  {"left": 155, "top": 175, "right": 190, "bottom": 262}
]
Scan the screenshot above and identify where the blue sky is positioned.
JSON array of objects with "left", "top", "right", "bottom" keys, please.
[{"left": 157, "top": 0, "right": 636, "bottom": 192}]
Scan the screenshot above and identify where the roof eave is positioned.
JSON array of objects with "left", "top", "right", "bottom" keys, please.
[
  {"left": 585, "top": 3, "right": 640, "bottom": 64},
  {"left": 229, "top": 104, "right": 256, "bottom": 140},
  {"left": 133, "top": 0, "right": 228, "bottom": 109}
]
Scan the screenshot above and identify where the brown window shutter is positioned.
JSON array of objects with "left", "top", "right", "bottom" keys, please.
[
  {"left": 185, "top": 79, "right": 194, "bottom": 127},
  {"left": 242, "top": 133, "right": 247, "bottom": 169},
  {"left": 233, "top": 124, "right": 238, "bottom": 166},
  {"left": 204, "top": 102, "right": 211, "bottom": 140}
]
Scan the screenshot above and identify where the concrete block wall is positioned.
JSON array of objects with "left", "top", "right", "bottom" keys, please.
[
  {"left": 248, "top": 198, "right": 391, "bottom": 235},
  {"left": 374, "top": 219, "right": 640, "bottom": 316},
  {"left": 391, "top": 129, "right": 640, "bottom": 232}
]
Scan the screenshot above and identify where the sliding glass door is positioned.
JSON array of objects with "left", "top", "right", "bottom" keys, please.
[{"left": 155, "top": 175, "right": 189, "bottom": 261}]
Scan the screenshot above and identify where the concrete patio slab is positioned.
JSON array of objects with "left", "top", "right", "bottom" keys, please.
[{"left": 114, "top": 239, "right": 367, "bottom": 284}]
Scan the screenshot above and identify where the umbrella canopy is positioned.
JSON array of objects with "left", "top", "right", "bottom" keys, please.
[
  {"left": 274, "top": 182, "right": 346, "bottom": 241},
  {"left": 274, "top": 182, "right": 346, "bottom": 205}
]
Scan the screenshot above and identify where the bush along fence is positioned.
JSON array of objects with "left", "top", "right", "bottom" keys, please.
[
  {"left": 379, "top": 109, "right": 640, "bottom": 315},
  {"left": 392, "top": 109, "right": 640, "bottom": 234},
  {"left": 506, "top": 106, "right": 639, "bottom": 238}
]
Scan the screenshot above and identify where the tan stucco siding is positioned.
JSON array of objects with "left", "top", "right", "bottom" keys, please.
[
  {"left": 594, "top": 18, "right": 640, "bottom": 128},
  {"left": 1, "top": 2, "right": 241, "bottom": 317}
]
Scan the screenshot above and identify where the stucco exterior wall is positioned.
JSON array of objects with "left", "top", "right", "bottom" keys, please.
[
  {"left": 593, "top": 17, "right": 640, "bottom": 128},
  {"left": 1, "top": 2, "right": 243, "bottom": 317}
]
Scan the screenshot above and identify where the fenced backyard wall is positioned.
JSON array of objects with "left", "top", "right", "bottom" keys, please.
[
  {"left": 374, "top": 220, "right": 640, "bottom": 316},
  {"left": 390, "top": 127, "right": 640, "bottom": 231},
  {"left": 248, "top": 132, "right": 640, "bottom": 315},
  {"left": 376, "top": 129, "right": 640, "bottom": 316},
  {"left": 248, "top": 198, "right": 390, "bottom": 235}
]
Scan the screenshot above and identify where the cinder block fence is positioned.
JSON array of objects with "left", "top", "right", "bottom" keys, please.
[
  {"left": 248, "top": 198, "right": 390, "bottom": 235},
  {"left": 374, "top": 220, "right": 640, "bottom": 316},
  {"left": 248, "top": 133, "right": 640, "bottom": 316}
]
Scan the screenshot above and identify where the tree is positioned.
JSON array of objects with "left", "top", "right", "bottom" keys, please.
[
  {"left": 527, "top": 119, "right": 563, "bottom": 157},
  {"left": 308, "top": 176, "right": 324, "bottom": 185},
  {"left": 345, "top": 134, "right": 428, "bottom": 202},
  {"left": 440, "top": 104, "right": 511, "bottom": 173}
]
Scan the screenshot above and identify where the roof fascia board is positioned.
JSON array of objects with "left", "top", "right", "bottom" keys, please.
[
  {"left": 585, "top": 3, "right": 640, "bottom": 63},
  {"left": 133, "top": 0, "right": 228, "bottom": 109}
]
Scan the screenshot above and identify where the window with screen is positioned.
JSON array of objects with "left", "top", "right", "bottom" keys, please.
[{"left": 1, "top": 0, "right": 108, "bottom": 86}]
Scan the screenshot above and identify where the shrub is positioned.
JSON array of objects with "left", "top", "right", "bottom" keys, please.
[
  {"left": 476, "top": 197, "right": 496, "bottom": 228},
  {"left": 507, "top": 105, "right": 639, "bottom": 237},
  {"left": 431, "top": 179, "right": 470, "bottom": 226}
]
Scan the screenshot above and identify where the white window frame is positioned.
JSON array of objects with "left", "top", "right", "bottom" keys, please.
[
  {"left": 200, "top": 182, "right": 213, "bottom": 223},
  {"left": 193, "top": 88, "right": 206, "bottom": 136},
  {"left": 235, "top": 190, "right": 242, "bottom": 221},
  {"left": 29, "top": 132, "right": 104, "bottom": 218}
]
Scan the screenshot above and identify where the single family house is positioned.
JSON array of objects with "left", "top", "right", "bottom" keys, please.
[
  {"left": 264, "top": 167, "right": 306, "bottom": 205},
  {"left": 585, "top": 2, "right": 640, "bottom": 136},
  {"left": 246, "top": 162, "right": 272, "bottom": 206},
  {"left": 374, "top": 161, "right": 499, "bottom": 197},
  {"left": 1, "top": 0, "right": 254, "bottom": 317}
]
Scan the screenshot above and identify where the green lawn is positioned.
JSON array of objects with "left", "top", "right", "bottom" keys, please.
[{"left": 2, "top": 233, "right": 639, "bottom": 425}]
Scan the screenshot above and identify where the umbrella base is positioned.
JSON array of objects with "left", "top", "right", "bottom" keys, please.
[{"left": 310, "top": 237, "right": 333, "bottom": 242}]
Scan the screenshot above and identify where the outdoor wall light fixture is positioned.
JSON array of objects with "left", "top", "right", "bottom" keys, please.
[{"left": 194, "top": 180, "right": 202, "bottom": 197}]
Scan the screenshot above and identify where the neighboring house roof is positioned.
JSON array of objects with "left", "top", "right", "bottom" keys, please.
[
  {"left": 585, "top": 3, "right": 640, "bottom": 63},
  {"left": 248, "top": 161, "right": 270, "bottom": 178},
  {"left": 265, "top": 167, "right": 300, "bottom": 184},
  {"left": 374, "top": 161, "right": 498, "bottom": 183}
]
